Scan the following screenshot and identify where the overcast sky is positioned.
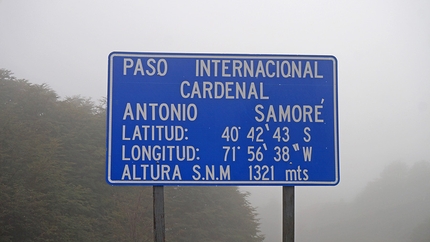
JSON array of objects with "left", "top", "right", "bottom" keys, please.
[{"left": 1, "top": 0, "right": 429, "bottom": 240}]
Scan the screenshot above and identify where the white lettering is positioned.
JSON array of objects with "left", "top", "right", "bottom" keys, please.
[
  {"left": 255, "top": 104, "right": 324, "bottom": 123},
  {"left": 181, "top": 81, "right": 268, "bottom": 100},
  {"left": 194, "top": 59, "right": 322, "bottom": 79},
  {"left": 122, "top": 102, "right": 197, "bottom": 121}
]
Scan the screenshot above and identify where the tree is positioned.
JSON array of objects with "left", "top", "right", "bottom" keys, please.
[
  {"left": 165, "top": 186, "right": 263, "bottom": 242},
  {"left": 0, "top": 69, "right": 264, "bottom": 241}
]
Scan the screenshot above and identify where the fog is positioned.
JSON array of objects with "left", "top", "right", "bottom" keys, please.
[{"left": 1, "top": 0, "right": 429, "bottom": 241}]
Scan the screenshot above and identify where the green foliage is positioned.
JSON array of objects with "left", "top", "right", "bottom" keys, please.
[
  {"left": 165, "top": 186, "right": 263, "bottom": 242},
  {"left": 0, "top": 69, "right": 264, "bottom": 241}
]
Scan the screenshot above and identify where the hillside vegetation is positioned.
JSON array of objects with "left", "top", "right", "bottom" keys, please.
[{"left": 0, "top": 69, "right": 264, "bottom": 242}]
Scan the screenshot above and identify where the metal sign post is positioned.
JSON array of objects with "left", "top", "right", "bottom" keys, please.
[
  {"left": 153, "top": 186, "right": 165, "bottom": 242},
  {"left": 283, "top": 186, "right": 295, "bottom": 242}
]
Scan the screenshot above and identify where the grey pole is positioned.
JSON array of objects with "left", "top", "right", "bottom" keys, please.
[
  {"left": 153, "top": 186, "right": 166, "bottom": 242},
  {"left": 283, "top": 186, "right": 295, "bottom": 242}
]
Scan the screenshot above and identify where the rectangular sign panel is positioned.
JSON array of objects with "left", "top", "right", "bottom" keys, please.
[{"left": 107, "top": 52, "right": 339, "bottom": 186}]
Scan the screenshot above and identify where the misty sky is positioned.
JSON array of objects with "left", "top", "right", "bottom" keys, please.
[{"left": 1, "top": 0, "right": 429, "bottom": 240}]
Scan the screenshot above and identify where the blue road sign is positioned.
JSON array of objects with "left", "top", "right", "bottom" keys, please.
[{"left": 106, "top": 52, "right": 339, "bottom": 186}]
